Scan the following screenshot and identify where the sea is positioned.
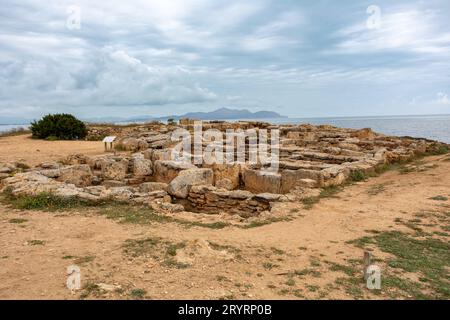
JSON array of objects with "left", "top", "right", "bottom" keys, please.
[{"left": 1, "top": 114, "right": 450, "bottom": 143}]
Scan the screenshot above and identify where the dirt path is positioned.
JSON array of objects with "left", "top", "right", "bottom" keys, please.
[
  {"left": 0, "top": 134, "right": 105, "bottom": 166},
  {"left": 0, "top": 143, "right": 449, "bottom": 299}
]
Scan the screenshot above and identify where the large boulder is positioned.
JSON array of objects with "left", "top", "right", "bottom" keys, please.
[
  {"left": 1, "top": 172, "right": 61, "bottom": 196},
  {"left": 39, "top": 169, "right": 61, "bottom": 178},
  {"left": 280, "top": 169, "right": 324, "bottom": 193},
  {"left": 57, "top": 164, "right": 93, "bottom": 187},
  {"left": 204, "top": 163, "right": 241, "bottom": 190},
  {"left": 242, "top": 168, "right": 281, "bottom": 194},
  {"left": 131, "top": 154, "right": 153, "bottom": 177},
  {"left": 116, "top": 137, "right": 148, "bottom": 152},
  {"left": 64, "top": 154, "right": 90, "bottom": 165},
  {"left": 145, "top": 134, "right": 171, "bottom": 148},
  {"left": 167, "top": 168, "right": 214, "bottom": 198},
  {"left": 101, "top": 158, "right": 129, "bottom": 180},
  {"left": 153, "top": 160, "right": 196, "bottom": 183},
  {"left": 145, "top": 148, "right": 173, "bottom": 162}
]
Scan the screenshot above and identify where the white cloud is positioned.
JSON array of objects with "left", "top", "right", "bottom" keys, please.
[
  {"left": 0, "top": 49, "right": 216, "bottom": 109},
  {"left": 240, "top": 11, "right": 302, "bottom": 52},
  {"left": 332, "top": 7, "right": 450, "bottom": 55},
  {"left": 435, "top": 92, "right": 450, "bottom": 105}
]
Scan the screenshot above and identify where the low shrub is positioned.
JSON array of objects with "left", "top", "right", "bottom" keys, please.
[{"left": 30, "top": 114, "right": 87, "bottom": 140}]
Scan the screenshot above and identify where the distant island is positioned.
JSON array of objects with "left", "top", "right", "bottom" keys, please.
[
  {"left": 0, "top": 108, "right": 286, "bottom": 126},
  {"left": 130, "top": 108, "right": 287, "bottom": 122}
]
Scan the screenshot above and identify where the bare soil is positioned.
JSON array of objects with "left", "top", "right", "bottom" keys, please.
[
  {"left": 0, "top": 134, "right": 449, "bottom": 299},
  {"left": 0, "top": 134, "right": 105, "bottom": 166}
]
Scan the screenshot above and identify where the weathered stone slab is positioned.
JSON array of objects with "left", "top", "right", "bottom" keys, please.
[{"left": 153, "top": 160, "right": 196, "bottom": 183}]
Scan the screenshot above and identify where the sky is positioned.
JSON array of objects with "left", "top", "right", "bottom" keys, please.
[{"left": 0, "top": 0, "right": 450, "bottom": 122}]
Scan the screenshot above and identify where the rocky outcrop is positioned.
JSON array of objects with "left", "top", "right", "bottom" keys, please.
[
  {"left": 101, "top": 158, "right": 129, "bottom": 180},
  {"left": 131, "top": 153, "right": 153, "bottom": 177},
  {"left": 187, "top": 185, "right": 282, "bottom": 217},
  {"left": 168, "top": 168, "right": 213, "bottom": 198},
  {"left": 2, "top": 120, "right": 448, "bottom": 218},
  {"left": 154, "top": 160, "right": 196, "bottom": 183},
  {"left": 57, "top": 164, "right": 93, "bottom": 187},
  {"left": 243, "top": 168, "right": 281, "bottom": 194}
]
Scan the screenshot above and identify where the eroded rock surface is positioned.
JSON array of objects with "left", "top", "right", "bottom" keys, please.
[{"left": 2, "top": 121, "right": 448, "bottom": 217}]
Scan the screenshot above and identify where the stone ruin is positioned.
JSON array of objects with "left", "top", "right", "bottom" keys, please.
[{"left": 1, "top": 120, "right": 447, "bottom": 217}]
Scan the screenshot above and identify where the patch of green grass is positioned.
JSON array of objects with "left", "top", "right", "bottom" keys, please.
[
  {"left": 74, "top": 256, "right": 95, "bottom": 265},
  {"left": 99, "top": 205, "right": 231, "bottom": 229},
  {"left": 285, "top": 278, "right": 295, "bottom": 286},
  {"left": 306, "top": 285, "right": 319, "bottom": 292},
  {"left": 301, "top": 185, "right": 344, "bottom": 209},
  {"left": 346, "top": 236, "right": 375, "bottom": 248},
  {"left": 8, "top": 218, "right": 28, "bottom": 224},
  {"left": 123, "top": 237, "right": 191, "bottom": 269},
  {"left": 270, "top": 247, "right": 285, "bottom": 255},
  {"left": 427, "top": 144, "right": 449, "bottom": 156},
  {"left": 207, "top": 241, "right": 241, "bottom": 254},
  {"left": 166, "top": 242, "right": 186, "bottom": 256},
  {"left": 129, "top": 288, "right": 147, "bottom": 299},
  {"left": 80, "top": 282, "right": 101, "bottom": 299},
  {"left": 302, "top": 197, "right": 319, "bottom": 210},
  {"left": 240, "top": 216, "right": 292, "bottom": 228},
  {"left": 163, "top": 258, "right": 190, "bottom": 269},
  {"left": 430, "top": 195, "right": 448, "bottom": 201},
  {"left": 349, "top": 170, "right": 366, "bottom": 182},
  {"left": 1, "top": 191, "right": 106, "bottom": 211},
  {"left": 350, "top": 231, "right": 450, "bottom": 299},
  {"left": 292, "top": 268, "right": 322, "bottom": 278},
  {"left": 216, "top": 275, "right": 229, "bottom": 282},
  {"left": 27, "top": 240, "right": 45, "bottom": 246},
  {"left": 319, "top": 185, "right": 343, "bottom": 198},
  {"left": 328, "top": 262, "right": 356, "bottom": 277},
  {"left": 123, "top": 237, "right": 162, "bottom": 257},
  {"left": 310, "top": 258, "right": 321, "bottom": 267}
]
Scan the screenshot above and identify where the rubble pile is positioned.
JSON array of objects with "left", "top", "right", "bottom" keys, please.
[{"left": 1, "top": 120, "right": 447, "bottom": 217}]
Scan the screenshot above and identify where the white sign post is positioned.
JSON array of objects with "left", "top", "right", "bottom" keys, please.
[{"left": 102, "top": 136, "right": 116, "bottom": 151}]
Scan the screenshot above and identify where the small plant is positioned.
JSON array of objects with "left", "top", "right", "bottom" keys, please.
[
  {"left": 349, "top": 170, "right": 366, "bottom": 182},
  {"left": 8, "top": 218, "right": 28, "bottom": 224},
  {"left": 80, "top": 282, "right": 101, "bottom": 299},
  {"left": 28, "top": 240, "right": 45, "bottom": 246},
  {"left": 30, "top": 114, "right": 87, "bottom": 140},
  {"left": 302, "top": 197, "right": 319, "bottom": 209},
  {"left": 427, "top": 144, "right": 449, "bottom": 156},
  {"left": 262, "top": 262, "right": 278, "bottom": 270},
  {"left": 430, "top": 195, "right": 448, "bottom": 201},
  {"left": 74, "top": 256, "right": 95, "bottom": 265},
  {"left": 130, "top": 288, "right": 147, "bottom": 299},
  {"left": 285, "top": 278, "right": 295, "bottom": 286}
]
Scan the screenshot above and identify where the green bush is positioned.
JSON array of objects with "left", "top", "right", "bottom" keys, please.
[{"left": 30, "top": 114, "right": 87, "bottom": 140}]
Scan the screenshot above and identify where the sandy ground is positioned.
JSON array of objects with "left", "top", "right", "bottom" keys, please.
[
  {"left": 0, "top": 135, "right": 449, "bottom": 300},
  {"left": 0, "top": 134, "right": 106, "bottom": 166}
]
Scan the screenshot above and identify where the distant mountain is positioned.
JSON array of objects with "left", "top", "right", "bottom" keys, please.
[
  {"left": 1, "top": 108, "right": 286, "bottom": 125},
  {"left": 155, "top": 108, "right": 286, "bottom": 121}
]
